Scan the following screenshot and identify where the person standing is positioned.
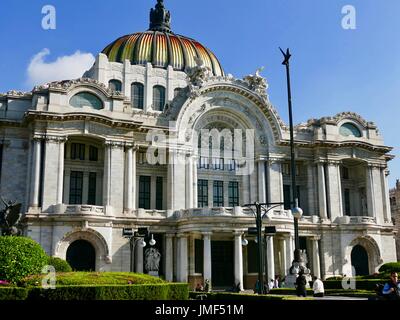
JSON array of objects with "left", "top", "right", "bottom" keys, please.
[
  {"left": 295, "top": 270, "right": 307, "bottom": 297},
  {"left": 312, "top": 276, "right": 325, "bottom": 297},
  {"left": 382, "top": 272, "right": 400, "bottom": 300}
]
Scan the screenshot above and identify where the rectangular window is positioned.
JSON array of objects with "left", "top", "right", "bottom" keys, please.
[
  {"left": 69, "top": 171, "right": 83, "bottom": 204},
  {"left": 228, "top": 181, "right": 239, "bottom": 207},
  {"left": 195, "top": 239, "right": 204, "bottom": 274},
  {"left": 88, "top": 172, "right": 97, "bottom": 205},
  {"left": 282, "top": 163, "right": 290, "bottom": 176},
  {"left": 156, "top": 177, "right": 163, "bottom": 210},
  {"left": 227, "top": 159, "right": 237, "bottom": 171},
  {"left": 89, "top": 146, "right": 98, "bottom": 161},
  {"left": 283, "top": 184, "right": 291, "bottom": 210},
  {"left": 344, "top": 188, "right": 351, "bottom": 215},
  {"left": 342, "top": 167, "right": 349, "bottom": 180},
  {"left": 296, "top": 185, "right": 301, "bottom": 209},
  {"left": 198, "top": 179, "right": 208, "bottom": 208},
  {"left": 139, "top": 176, "right": 151, "bottom": 209},
  {"left": 71, "top": 143, "right": 85, "bottom": 160},
  {"left": 213, "top": 181, "right": 224, "bottom": 207}
]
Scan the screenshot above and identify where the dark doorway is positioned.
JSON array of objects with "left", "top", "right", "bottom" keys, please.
[
  {"left": 66, "top": 240, "right": 96, "bottom": 271},
  {"left": 211, "top": 241, "right": 234, "bottom": 287},
  {"left": 351, "top": 245, "right": 369, "bottom": 276}
]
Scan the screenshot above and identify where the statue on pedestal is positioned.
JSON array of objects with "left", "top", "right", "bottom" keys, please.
[
  {"left": 145, "top": 247, "right": 161, "bottom": 275},
  {"left": 0, "top": 197, "right": 22, "bottom": 236}
]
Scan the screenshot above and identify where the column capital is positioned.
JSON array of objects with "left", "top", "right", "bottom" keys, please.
[
  {"left": 233, "top": 230, "right": 245, "bottom": 237},
  {"left": 104, "top": 140, "right": 125, "bottom": 149},
  {"left": 201, "top": 231, "right": 212, "bottom": 238},
  {"left": 176, "top": 233, "right": 188, "bottom": 239},
  {"left": 45, "top": 135, "right": 68, "bottom": 144},
  {"left": 165, "top": 233, "right": 175, "bottom": 239},
  {"left": 32, "top": 134, "right": 46, "bottom": 141}
]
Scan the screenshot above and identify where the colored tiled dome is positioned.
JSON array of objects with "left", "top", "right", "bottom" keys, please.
[{"left": 101, "top": 1, "right": 224, "bottom": 77}]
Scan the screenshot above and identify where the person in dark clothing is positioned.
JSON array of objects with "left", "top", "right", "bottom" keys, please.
[
  {"left": 295, "top": 270, "right": 307, "bottom": 297},
  {"left": 382, "top": 272, "right": 400, "bottom": 300}
]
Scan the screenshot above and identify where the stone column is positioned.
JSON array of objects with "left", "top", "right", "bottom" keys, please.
[
  {"left": 285, "top": 234, "right": 293, "bottom": 274},
  {"left": 193, "top": 156, "right": 198, "bottom": 208},
  {"left": 135, "top": 242, "right": 144, "bottom": 273},
  {"left": 382, "top": 168, "right": 391, "bottom": 223},
  {"left": 56, "top": 138, "right": 66, "bottom": 205},
  {"left": 258, "top": 160, "right": 266, "bottom": 203},
  {"left": 132, "top": 147, "right": 137, "bottom": 210},
  {"left": 268, "top": 160, "right": 283, "bottom": 208},
  {"left": 177, "top": 234, "right": 188, "bottom": 282},
  {"left": 366, "top": 165, "right": 376, "bottom": 218},
  {"left": 63, "top": 170, "right": 70, "bottom": 205},
  {"left": 233, "top": 231, "right": 244, "bottom": 291},
  {"left": 326, "top": 161, "right": 343, "bottom": 221},
  {"left": 82, "top": 172, "right": 89, "bottom": 204},
  {"left": 124, "top": 146, "right": 133, "bottom": 211},
  {"left": 279, "top": 237, "right": 287, "bottom": 277},
  {"left": 267, "top": 236, "right": 275, "bottom": 282},
  {"left": 306, "top": 163, "right": 315, "bottom": 215},
  {"left": 165, "top": 234, "right": 174, "bottom": 282},
  {"left": 203, "top": 232, "right": 212, "bottom": 284},
  {"left": 186, "top": 155, "right": 193, "bottom": 208},
  {"left": 311, "top": 237, "right": 321, "bottom": 278},
  {"left": 317, "top": 162, "right": 328, "bottom": 219},
  {"left": 103, "top": 143, "right": 111, "bottom": 208},
  {"left": 30, "top": 137, "right": 42, "bottom": 207}
]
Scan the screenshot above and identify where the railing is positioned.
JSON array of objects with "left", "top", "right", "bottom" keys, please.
[{"left": 64, "top": 205, "right": 105, "bottom": 215}]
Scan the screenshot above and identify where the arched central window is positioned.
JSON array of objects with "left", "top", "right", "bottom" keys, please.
[
  {"left": 70, "top": 92, "right": 103, "bottom": 110},
  {"left": 132, "top": 82, "right": 144, "bottom": 109},
  {"left": 153, "top": 85, "right": 166, "bottom": 111},
  {"left": 340, "top": 123, "right": 362, "bottom": 138},
  {"left": 109, "top": 79, "right": 122, "bottom": 92}
]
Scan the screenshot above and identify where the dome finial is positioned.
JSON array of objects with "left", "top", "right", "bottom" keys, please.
[{"left": 149, "top": 0, "right": 172, "bottom": 32}]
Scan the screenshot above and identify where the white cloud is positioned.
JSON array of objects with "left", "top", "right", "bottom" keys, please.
[{"left": 26, "top": 48, "right": 95, "bottom": 87}]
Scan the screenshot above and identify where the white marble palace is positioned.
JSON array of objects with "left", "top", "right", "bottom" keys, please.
[{"left": 0, "top": 1, "right": 396, "bottom": 289}]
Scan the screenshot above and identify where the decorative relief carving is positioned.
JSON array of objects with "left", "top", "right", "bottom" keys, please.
[{"left": 243, "top": 67, "right": 269, "bottom": 101}]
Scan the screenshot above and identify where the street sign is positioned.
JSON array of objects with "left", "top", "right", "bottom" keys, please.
[
  {"left": 247, "top": 227, "right": 258, "bottom": 235},
  {"left": 264, "top": 226, "right": 277, "bottom": 235},
  {"left": 122, "top": 228, "right": 134, "bottom": 237}
]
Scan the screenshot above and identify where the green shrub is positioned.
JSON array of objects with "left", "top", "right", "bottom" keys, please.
[
  {"left": 0, "top": 236, "right": 48, "bottom": 284},
  {"left": 0, "top": 287, "right": 29, "bottom": 300},
  {"left": 378, "top": 262, "right": 400, "bottom": 274},
  {"left": 28, "top": 283, "right": 189, "bottom": 300},
  {"left": 21, "top": 272, "right": 165, "bottom": 287},
  {"left": 269, "top": 288, "right": 313, "bottom": 295},
  {"left": 46, "top": 257, "right": 72, "bottom": 273}
]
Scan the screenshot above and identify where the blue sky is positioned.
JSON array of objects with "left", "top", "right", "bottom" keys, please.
[{"left": 0, "top": 0, "right": 399, "bottom": 186}]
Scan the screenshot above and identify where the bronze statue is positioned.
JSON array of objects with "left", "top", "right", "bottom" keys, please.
[{"left": 0, "top": 196, "right": 22, "bottom": 236}]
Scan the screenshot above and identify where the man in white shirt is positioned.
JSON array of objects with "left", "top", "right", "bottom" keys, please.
[{"left": 312, "top": 276, "right": 325, "bottom": 297}]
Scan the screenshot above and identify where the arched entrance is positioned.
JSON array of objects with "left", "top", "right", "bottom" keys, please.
[
  {"left": 66, "top": 240, "right": 96, "bottom": 271},
  {"left": 351, "top": 245, "right": 369, "bottom": 276}
]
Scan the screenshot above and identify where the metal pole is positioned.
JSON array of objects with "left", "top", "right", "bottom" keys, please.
[
  {"left": 256, "top": 203, "right": 264, "bottom": 294},
  {"left": 129, "top": 237, "right": 134, "bottom": 272},
  {"left": 280, "top": 48, "right": 300, "bottom": 262}
]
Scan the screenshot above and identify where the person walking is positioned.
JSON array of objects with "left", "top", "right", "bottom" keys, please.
[
  {"left": 295, "top": 270, "right": 307, "bottom": 297},
  {"left": 382, "top": 272, "right": 400, "bottom": 300},
  {"left": 312, "top": 276, "right": 325, "bottom": 297}
]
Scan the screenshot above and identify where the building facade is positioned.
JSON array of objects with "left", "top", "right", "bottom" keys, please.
[
  {"left": 390, "top": 180, "right": 400, "bottom": 261},
  {"left": 0, "top": 1, "right": 396, "bottom": 289}
]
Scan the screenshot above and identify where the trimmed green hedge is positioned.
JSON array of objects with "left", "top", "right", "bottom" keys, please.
[
  {"left": 189, "top": 291, "right": 311, "bottom": 300},
  {"left": 28, "top": 284, "right": 188, "bottom": 300},
  {"left": 21, "top": 272, "right": 165, "bottom": 287},
  {"left": 379, "top": 262, "right": 400, "bottom": 273},
  {"left": 269, "top": 288, "right": 314, "bottom": 295},
  {"left": 0, "top": 236, "right": 48, "bottom": 283},
  {"left": 323, "top": 279, "right": 384, "bottom": 290},
  {"left": 0, "top": 287, "right": 29, "bottom": 300},
  {"left": 47, "top": 257, "right": 72, "bottom": 273}
]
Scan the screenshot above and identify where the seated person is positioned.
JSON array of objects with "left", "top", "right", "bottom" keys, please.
[
  {"left": 382, "top": 272, "right": 400, "bottom": 300},
  {"left": 312, "top": 276, "right": 325, "bottom": 297}
]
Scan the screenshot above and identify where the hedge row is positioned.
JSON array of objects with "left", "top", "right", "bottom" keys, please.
[
  {"left": 0, "top": 284, "right": 188, "bottom": 301},
  {"left": 0, "top": 288, "right": 29, "bottom": 300},
  {"left": 323, "top": 279, "right": 383, "bottom": 290}
]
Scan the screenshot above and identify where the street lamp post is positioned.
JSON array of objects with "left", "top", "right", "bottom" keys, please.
[
  {"left": 280, "top": 47, "right": 305, "bottom": 279},
  {"left": 244, "top": 202, "right": 283, "bottom": 294},
  {"left": 123, "top": 227, "right": 156, "bottom": 273}
]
